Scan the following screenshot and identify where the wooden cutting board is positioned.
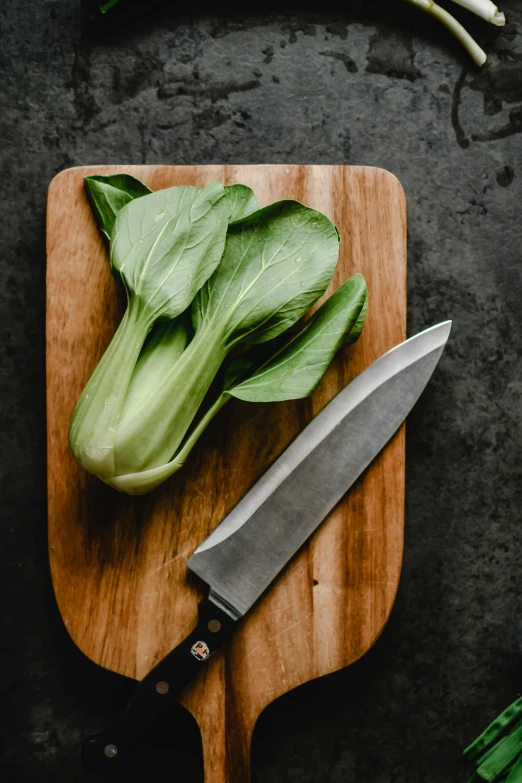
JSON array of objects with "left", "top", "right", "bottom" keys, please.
[{"left": 46, "top": 165, "right": 406, "bottom": 782}]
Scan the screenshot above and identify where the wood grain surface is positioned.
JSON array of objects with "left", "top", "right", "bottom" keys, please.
[{"left": 46, "top": 164, "right": 407, "bottom": 783}]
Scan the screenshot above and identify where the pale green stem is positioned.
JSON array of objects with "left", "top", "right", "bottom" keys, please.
[
  {"left": 174, "top": 392, "right": 231, "bottom": 464},
  {"left": 114, "top": 327, "right": 228, "bottom": 475},
  {"left": 120, "top": 317, "right": 190, "bottom": 426},
  {"left": 69, "top": 297, "right": 153, "bottom": 479},
  {"left": 106, "top": 393, "right": 231, "bottom": 495},
  {"left": 405, "top": 0, "right": 488, "bottom": 66}
]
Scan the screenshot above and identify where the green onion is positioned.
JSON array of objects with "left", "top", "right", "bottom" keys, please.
[
  {"left": 478, "top": 720, "right": 522, "bottom": 781},
  {"left": 405, "top": 0, "right": 505, "bottom": 66},
  {"left": 506, "top": 753, "right": 522, "bottom": 782},
  {"left": 464, "top": 699, "right": 522, "bottom": 783},
  {"left": 450, "top": 0, "right": 505, "bottom": 25},
  {"left": 465, "top": 699, "right": 522, "bottom": 759}
]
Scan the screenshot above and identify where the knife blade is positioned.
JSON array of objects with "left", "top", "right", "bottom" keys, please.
[{"left": 83, "top": 320, "right": 451, "bottom": 773}]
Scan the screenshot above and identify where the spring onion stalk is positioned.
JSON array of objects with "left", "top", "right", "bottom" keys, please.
[
  {"left": 405, "top": 0, "right": 505, "bottom": 66},
  {"left": 464, "top": 698, "right": 522, "bottom": 782},
  {"left": 94, "top": 0, "right": 505, "bottom": 66},
  {"left": 449, "top": 0, "right": 505, "bottom": 26},
  {"left": 70, "top": 175, "right": 369, "bottom": 495},
  {"left": 465, "top": 699, "right": 522, "bottom": 759}
]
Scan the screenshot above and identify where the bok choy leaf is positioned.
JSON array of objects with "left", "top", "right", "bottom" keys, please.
[
  {"left": 84, "top": 174, "right": 258, "bottom": 239},
  {"left": 230, "top": 274, "right": 368, "bottom": 402},
  {"left": 85, "top": 173, "right": 152, "bottom": 240}
]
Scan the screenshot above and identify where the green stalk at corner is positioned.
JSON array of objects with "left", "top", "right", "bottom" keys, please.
[{"left": 464, "top": 697, "right": 522, "bottom": 782}]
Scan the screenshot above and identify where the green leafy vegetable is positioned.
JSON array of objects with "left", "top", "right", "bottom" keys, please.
[
  {"left": 69, "top": 176, "right": 368, "bottom": 494},
  {"left": 84, "top": 174, "right": 258, "bottom": 240},
  {"left": 230, "top": 274, "right": 367, "bottom": 402},
  {"left": 226, "top": 184, "right": 259, "bottom": 222},
  {"left": 69, "top": 180, "right": 231, "bottom": 478},
  {"left": 343, "top": 286, "right": 368, "bottom": 346},
  {"left": 192, "top": 201, "right": 339, "bottom": 345},
  {"left": 110, "top": 181, "right": 232, "bottom": 319},
  {"left": 85, "top": 174, "right": 152, "bottom": 240},
  {"left": 112, "top": 199, "right": 340, "bottom": 475}
]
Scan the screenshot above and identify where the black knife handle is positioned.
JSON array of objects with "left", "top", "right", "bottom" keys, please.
[{"left": 82, "top": 598, "right": 236, "bottom": 774}]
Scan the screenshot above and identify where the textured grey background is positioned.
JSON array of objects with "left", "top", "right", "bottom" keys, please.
[{"left": 1, "top": 1, "right": 522, "bottom": 781}]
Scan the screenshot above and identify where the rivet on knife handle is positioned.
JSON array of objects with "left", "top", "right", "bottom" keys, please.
[{"left": 82, "top": 597, "right": 237, "bottom": 774}]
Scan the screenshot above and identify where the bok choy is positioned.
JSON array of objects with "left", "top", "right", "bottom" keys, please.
[{"left": 69, "top": 175, "right": 368, "bottom": 495}]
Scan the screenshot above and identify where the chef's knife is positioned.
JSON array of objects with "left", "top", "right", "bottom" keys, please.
[{"left": 82, "top": 321, "right": 451, "bottom": 773}]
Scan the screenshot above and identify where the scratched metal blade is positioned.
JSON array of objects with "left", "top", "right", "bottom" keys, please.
[{"left": 187, "top": 321, "right": 451, "bottom": 618}]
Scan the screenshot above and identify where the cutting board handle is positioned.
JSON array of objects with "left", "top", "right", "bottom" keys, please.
[
  {"left": 198, "top": 709, "right": 252, "bottom": 783},
  {"left": 184, "top": 650, "right": 253, "bottom": 783},
  {"left": 82, "top": 600, "right": 236, "bottom": 775}
]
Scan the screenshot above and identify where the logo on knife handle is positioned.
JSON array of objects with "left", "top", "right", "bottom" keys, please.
[{"left": 191, "top": 641, "right": 210, "bottom": 661}]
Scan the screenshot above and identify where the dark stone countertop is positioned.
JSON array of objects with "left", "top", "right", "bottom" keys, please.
[{"left": 1, "top": 1, "right": 521, "bottom": 780}]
